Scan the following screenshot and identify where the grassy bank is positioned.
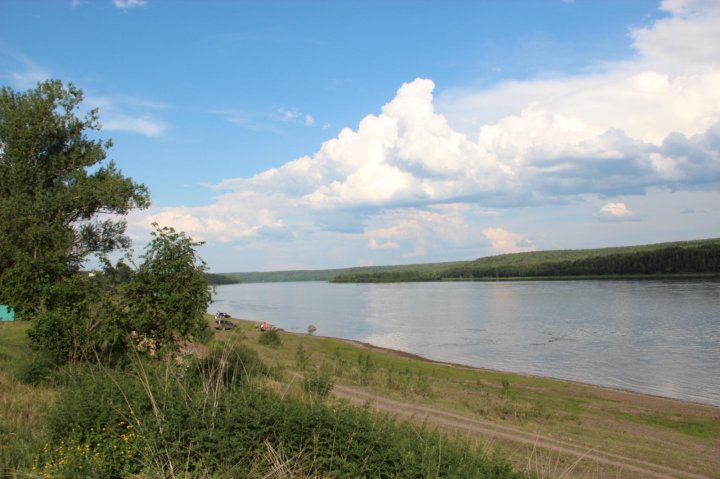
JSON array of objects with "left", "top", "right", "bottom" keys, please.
[
  {"left": 0, "top": 320, "right": 524, "bottom": 479},
  {"left": 0, "top": 322, "right": 58, "bottom": 476}
]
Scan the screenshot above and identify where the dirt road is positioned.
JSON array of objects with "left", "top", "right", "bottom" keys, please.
[{"left": 332, "top": 384, "right": 712, "bottom": 479}]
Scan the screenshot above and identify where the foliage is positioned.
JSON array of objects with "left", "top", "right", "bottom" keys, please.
[
  {"left": 331, "top": 238, "right": 720, "bottom": 282},
  {"left": 219, "top": 239, "right": 720, "bottom": 284},
  {"left": 258, "top": 329, "right": 282, "bottom": 348},
  {"left": 501, "top": 378, "right": 512, "bottom": 397},
  {"left": 126, "top": 224, "right": 213, "bottom": 351},
  {"left": 205, "top": 272, "right": 241, "bottom": 285},
  {"left": 44, "top": 367, "right": 148, "bottom": 444},
  {"left": 34, "top": 423, "right": 142, "bottom": 479},
  {"left": 194, "top": 343, "right": 273, "bottom": 388},
  {"left": 37, "top": 346, "right": 523, "bottom": 479},
  {"left": 294, "top": 343, "right": 309, "bottom": 371},
  {"left": 27, "top": 260, "right": 133, "bottom": 366},
  {"left": 302, "top": 368, "right": 334, "bottom": 397},
  {"left": 0, "top": 323, "right": 58, "bottom": 476},
  {"left": 41, "top": 367, "right": 149, "bottom": 479},
  {"left": 443, "top": 243, "right": 720, "bottom": 279},
  {"left": 28, "top": 226, "right": 213, "bottom": 365},
  {"left": 217, "top": 260, "right": 467, "bottom": 283},
  {"left": 0, "top": 80, "right": 149, "bottom": 318}
]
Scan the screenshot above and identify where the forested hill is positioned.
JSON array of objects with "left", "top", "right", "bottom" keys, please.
[
  {"left": 210, "top": 238, "right": 720, "bottom": 284},
  {"left": 332, "top": 238, "right": 720, "bottom": 282}
]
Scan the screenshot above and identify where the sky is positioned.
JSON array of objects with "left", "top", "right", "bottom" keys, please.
[{"left": 1, "top": 0, "right": 719, "bottom": 272}]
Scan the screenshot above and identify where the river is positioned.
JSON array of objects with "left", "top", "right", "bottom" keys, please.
[{"left": 211, "top": 280, "right": 720, "bottom": 406}]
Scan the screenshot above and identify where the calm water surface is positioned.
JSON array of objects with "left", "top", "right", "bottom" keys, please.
[{"left": 211, "top": 280, "right": 720, "bottom": 406}]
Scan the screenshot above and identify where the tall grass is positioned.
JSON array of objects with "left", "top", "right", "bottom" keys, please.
[
  {"left": 0, "top": 323, "right": 58, "bottom": 477},
  {"left": 27, "top": 338, "right": 525, "bottom": 479}
]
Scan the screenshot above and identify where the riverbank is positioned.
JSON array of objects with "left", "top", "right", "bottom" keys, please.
[
  {"left": 212, "top": 279, "right": 720, "bottom": 407},
  {"left": 218, "top": 318, "right": 720, "bottom": 478},
  {"left": 340, "top": 334, "right": 718, "bottom": 409}
]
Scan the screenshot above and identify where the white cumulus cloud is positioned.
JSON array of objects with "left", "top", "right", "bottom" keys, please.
[
  {"left": 369, "top": 238, "right": 399, "bottom": 250},
  {"left": 483, "top": 227, "right": 537, "bottom": 254},
  {"left": 597, "top": 203, "right": 639, "bottom": 222}
]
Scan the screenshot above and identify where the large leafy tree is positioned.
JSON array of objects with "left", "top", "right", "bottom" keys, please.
[{"left": 0, "top": 80, "right": 149, "bottom": 317}]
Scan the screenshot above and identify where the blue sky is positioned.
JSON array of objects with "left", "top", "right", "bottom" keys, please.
[{"left": 2, "top": 0, "right": 719, "bottom": 272}]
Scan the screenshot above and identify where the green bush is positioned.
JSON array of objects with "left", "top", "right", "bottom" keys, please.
[
  {"left": 16, "top": 352, "right": 60, "bottom": 386},
  {"left": 44, "top": 367, "right": 148, "bottom": 444},
  {"left": 41, "top": 367, "right": 149, "bottom": 479},
  {"left": 257, "top": 329, "right": 282, "bottom": 348},
  {"left": 193, "top": 343, "right": 272, "bottom": 388},
  {"left": 295, "top": 343, "right": 309, "bottom": 371},
  {"left": 302, "top": 369, "right": 334, "bottom": 397}
]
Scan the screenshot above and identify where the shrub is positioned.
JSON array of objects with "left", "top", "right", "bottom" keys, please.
[
  {"left": 127, "top": 225, "right": 212, "bottom": 351},
  {"left": 193, "top": 343, "right": 272, "bottom": 388},
  {"left": 41, "top": 367, "right": 149, "bottom": 479},
  {"left": 44, "top": 367, "right": 148, "bottom": 444},
  {"left": 501, "top": 377, "right": 512, "bottom": 397},
  {"left": 294, "top": 343, "right": 309, "bottom": 371},
  {"left": 16, "top": 352, "right": 59, "bottom": 386},
  {"left": 258, "top": 329, "right": 282, "bottom": 348},
  {"left": 302, "top": 369, "right": 334, "bottom": 397}
]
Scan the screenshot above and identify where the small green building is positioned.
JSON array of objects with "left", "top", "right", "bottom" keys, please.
[{"left": 0, "top": 305, "right": 15, "bottom": 321}]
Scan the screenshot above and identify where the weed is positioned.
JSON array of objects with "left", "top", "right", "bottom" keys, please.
[
  {"left": 302, "top": 369, "right": 334, "bottom": 398},
  {"left": 295, "top": 343, "right": 310, "bottom": 371},
  {"left": 501, "top": 377, "right": 512, "bottom": 397},
  {"left": 258, "top": 330, "right": 282, "bottom": 348}
]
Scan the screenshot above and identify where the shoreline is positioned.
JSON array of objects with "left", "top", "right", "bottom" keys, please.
[{"left": 300, "top": 330, "right": 720, "bottom": 411}]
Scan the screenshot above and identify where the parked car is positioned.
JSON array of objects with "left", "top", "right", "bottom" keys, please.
[
  {"left": 215, "top": 311, "right": 231, "bottom": 319},
  {"left": 213, "top": 319, "right": 236, "bottom": 330}
]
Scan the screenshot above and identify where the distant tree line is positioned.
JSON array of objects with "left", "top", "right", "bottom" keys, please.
[
  {"left": 443, "top": 244, "right": 720, "bottom": 279},
  {"left": 332, "top": 243, "right": 720, "bottom": 283},
  {"left": 332, "top": 270, "right": 438, "bottom": 283},
  {"left": 205, "top": 273, "right": 241, "bottom": 285}
]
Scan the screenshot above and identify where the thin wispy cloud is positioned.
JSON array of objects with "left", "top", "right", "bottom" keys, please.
[
  {"left": 215, "top": 106, "right": 318, "bottom": 133},
  {"left": 102, "top": 114, "right": 168, "bottom": 136},
  {"left": 113, "top": 0, "right": 146, "bottom": 9},
  {"left": 88, "top": 95, "right": 170, "bottom": 137},
  {"left": 272, "top": 107, "right": 317, "bottom": 127},
  {"left": 0, "top": 50, "right": 51, "bottom": 89},
  {"left": 211, "top": 108, "right": 282, "bottom": 134}
]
